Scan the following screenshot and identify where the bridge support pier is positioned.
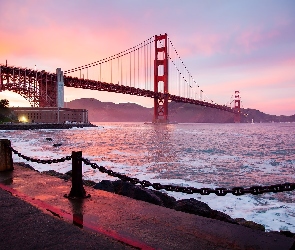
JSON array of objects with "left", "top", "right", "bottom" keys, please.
[{"left": 153, "top": 33, "right": 169, "bottom": 124}]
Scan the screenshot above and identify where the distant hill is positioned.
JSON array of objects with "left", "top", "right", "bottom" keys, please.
[
  {"left": 66, "top": 98, "right": 295, "bottom": 123},
  {"left": 67, "top": 98, "right": 152, "bottom": 122}
]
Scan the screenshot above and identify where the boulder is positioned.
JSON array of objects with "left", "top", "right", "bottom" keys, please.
[
  {"left": 235, "top": 218, "right": 265, "bottom": 231},
  {"left": 174, "top": 198, "right": 238, "bottom": 224},
  {"left": 279, "top": 230, "right": 295, "bottom": 238},
  {"left": 83, "top": 179, "right": 96, "bottom": 187},
  {"left": 93, "top": 180, "right": 115, "bottom": 192},
  {"left": 94, "top": 180, "right": 176, "bottom": 207},
  {"left": 42, "top": 170, "right": 71, "bottom": 181},
  {"left": 152, "top": 190, "right": 176, "bottom": 208},
  {"left": 113, "top": 180, "right": 163, "bottom": 206},
  {"left": 174, "top": 198, "right": 212, "bottom": 218},
  {"left": 210, "top": 210, "right": 238, "bottom": 224}
]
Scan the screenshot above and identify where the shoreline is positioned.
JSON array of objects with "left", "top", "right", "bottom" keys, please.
[
  {"left": 17, "top": 162, "right": 295, "bottom": 238},
  {"left": 0, "top": 123, "right": 97, "bottom": 130},
  {"left": 1, "top": 163, "right": 294, "bottom": 249}
]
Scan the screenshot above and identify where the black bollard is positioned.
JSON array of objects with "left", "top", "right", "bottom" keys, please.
[
  {"left": 64, "top": 151, "right": 90, "bottom": 199},
  {"left": 0, "top": 139, "right": 13, "bottom": 172}
]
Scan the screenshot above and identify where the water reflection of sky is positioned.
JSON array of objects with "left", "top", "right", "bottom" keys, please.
[
  {"left": 1, "top": 123, "right": 294, "bottom": 187},
  {"left": 1, "top": 122, "right": 295, "bottom": 231}
]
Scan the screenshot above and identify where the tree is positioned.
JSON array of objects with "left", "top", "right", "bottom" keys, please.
[{"left": 0, "top": 99, "right": 9, "bottom": 108}]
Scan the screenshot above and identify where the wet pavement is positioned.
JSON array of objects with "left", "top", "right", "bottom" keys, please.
[
  {"left": 0, "top": 187, "right": 136, "bottom": 250},
  {"left": 0, "top": 164, "right": 294, "bottom": 250}
]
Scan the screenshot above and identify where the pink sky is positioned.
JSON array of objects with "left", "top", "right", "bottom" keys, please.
[{"left": 0, "top": 0, "right": 294, "bottom": 115}]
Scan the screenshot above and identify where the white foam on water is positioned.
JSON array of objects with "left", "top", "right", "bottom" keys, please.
[{"left": 1, "top": 123, "right": 295, "bottom": 232}]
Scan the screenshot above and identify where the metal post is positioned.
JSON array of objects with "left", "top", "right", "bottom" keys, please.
[
  {"left": 64, "top": 151, "right": 90, "bottom": 199},
  {"left": 0, "top": 139, "right": 13, "bottom": 171}
]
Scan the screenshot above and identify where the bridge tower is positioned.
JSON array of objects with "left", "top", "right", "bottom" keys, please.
[
  {"left": 234, "top": 90, "right": 241, "bottom": 123},
  {"left": 153, "top": 33, "right": 169, "bottom": 123},
  {"left": 56, "top": 68, "right": 64, "bottom": 108}
]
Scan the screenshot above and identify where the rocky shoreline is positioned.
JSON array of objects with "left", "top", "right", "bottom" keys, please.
[
  {"left": 17, "top": 162, "right": 295, "bottom": 238},
  {"left": 0, "top": 123, "right": 97, "bottom": 130}
]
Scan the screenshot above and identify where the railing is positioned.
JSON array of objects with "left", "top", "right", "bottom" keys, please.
[{"left": 1, "top": 139, "right": 294, "bottom": 199}]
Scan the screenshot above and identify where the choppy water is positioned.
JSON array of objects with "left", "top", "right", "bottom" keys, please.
[{"left": 1, "top": 122, "right": 295, "bottom": 232}]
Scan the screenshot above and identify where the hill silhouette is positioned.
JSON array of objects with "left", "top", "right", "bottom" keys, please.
[{"left": 67, "top": 98, "right": 295, "bottom": 123}]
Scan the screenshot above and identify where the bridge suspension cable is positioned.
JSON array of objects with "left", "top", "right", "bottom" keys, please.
[
  {"left": 64, "top": 36, "right": 154, "bottom": 90},
  {"left": 167, "top": 36, "right": 216, "bottom": 104}
]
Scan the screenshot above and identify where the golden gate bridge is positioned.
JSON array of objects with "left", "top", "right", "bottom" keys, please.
[{"left": 0, "top": 33, "right": 241, "bottom": 123}]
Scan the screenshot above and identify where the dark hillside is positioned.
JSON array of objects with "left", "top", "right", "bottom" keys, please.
[{"left": 67, "top": 98, "right": 295, "bottom": 123}]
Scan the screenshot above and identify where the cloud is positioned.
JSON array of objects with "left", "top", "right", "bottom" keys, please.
[{"left": 0, "top": 0, "right": 294, "bottom": 115}]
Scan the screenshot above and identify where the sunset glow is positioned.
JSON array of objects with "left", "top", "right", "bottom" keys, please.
[{"left": 0, "top": 0, "right": 294, "bottom": 115}]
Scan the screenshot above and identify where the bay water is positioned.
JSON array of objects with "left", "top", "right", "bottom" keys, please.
[{"left": 1, "top": 122, "right": 294, "bottom": 232}]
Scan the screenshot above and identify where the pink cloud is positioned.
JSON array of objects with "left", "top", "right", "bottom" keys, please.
[
  {"left": 252, "top": 97, "right": 295, "bottom": 116},
  {"left": 234, "top": 27, "right": 280, "bottom": 53}
]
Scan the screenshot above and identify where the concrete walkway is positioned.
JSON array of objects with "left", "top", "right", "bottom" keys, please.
[
  {"left": 0, "top": 188, "right": 136, "bottom": 250},
  {"left": 0, "top": 164, "right": 294, "bottom": 250}
]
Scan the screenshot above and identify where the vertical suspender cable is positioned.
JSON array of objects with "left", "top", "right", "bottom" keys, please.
[
  {"left": 117, "top": 56, "right": 119, "bottom": 84},
  {"left": 137, "top": 48, "right": 139, "bottom": 89},
  {"left": 143, "top": 41, "right": 146, "bottom": 89},
  {"left": 120, "top": 56, "right": 122, "bottom": 85},
  {"left": 179, "top": 72, "right": 180, "bottom": 96},
  {"left": 133, "top": 48, "right": 135, "bottom": 87},
  {"left": 111, "top": 59, "right": 112, "bottom": 83},
  {"left": 150, "top": 38, "right": 152, "bottom": 91},
  {"left": 129, "top": 50, "right": 132, "bottom": 87},
  {"left": 165, "top": 37, "right": 171, "bottom": 94}
]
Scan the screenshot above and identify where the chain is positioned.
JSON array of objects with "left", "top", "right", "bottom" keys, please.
[
  {"left": 10, "top": 146, "right": 72, "bottom": 164},
  {"left": 81, "top": 157, "right": 295, "bottom": 196},
  {"left": 8, "top": 145, "right": 295, "bottom": 196}
]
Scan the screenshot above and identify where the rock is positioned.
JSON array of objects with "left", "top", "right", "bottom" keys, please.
[
  {"left": 93, "top": 180, "right": 176, "bottom": 207},
  {"left": 42, "top": 170, "right": 71, "bottom": 181},
  {"left": 113, "top": 180, "right": 163, "bottom": 206},
  {"left": 133, "top": 187, "right": 163, "bottom": 206},
  {"left": 210, "top": 210, "right": 238, "bottom": 224},
  {"left": 83, "top": 180, "right": 96, "bottom": 187},
  {"left": 152, "top": 190, "right": 176, "bottom": 208},
  {"left": 174, "top": 198, "right": 212, "bottom": 218},
  {"left": 235, "top": 218, "right": 265, "bottom": 231},
  {"left": 174, "top": 198, "right": 238, "bottom": 224},
  {"left": 16, "top": 162, "right": 36, "bottom": 171},
  {"left": 93, "top": 180, "right": 115, "bottom": 192},
  {"left": 65, "top": 170, "right": 72, "bottom": 177},
  {"left": 279, "top": 230, "right": 295, "bottom": 238}
]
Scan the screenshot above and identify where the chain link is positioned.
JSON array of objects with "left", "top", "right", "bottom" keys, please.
[
  {"left": 81, "top": 157, "right": 295, "bottom": 196},
  {"left": 10, "top": 146, "right": 72, "bottom": 164}
]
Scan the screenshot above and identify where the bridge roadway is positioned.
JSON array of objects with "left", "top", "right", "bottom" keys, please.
[
  {"left": 64, "top": 75, "right": 237, "bottom": 114},
  {"left": 0, "top": 65, "right": 237, "bottom": 114},
  {"left": 0, "top": 164, "right": 294, "bottom": 250}
]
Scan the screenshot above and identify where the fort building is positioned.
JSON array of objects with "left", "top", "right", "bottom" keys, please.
[{"left": 11, "top": 107, "right": 88, "bottom": 124}]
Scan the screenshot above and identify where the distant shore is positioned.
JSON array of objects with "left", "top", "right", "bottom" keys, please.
[{"left": 0, "top": 123, "right": 97, "bottom": 130}]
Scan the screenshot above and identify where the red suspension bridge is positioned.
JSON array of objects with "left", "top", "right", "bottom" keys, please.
[{"left": 0, "top": 33, "right": 241, "bottom": 123}]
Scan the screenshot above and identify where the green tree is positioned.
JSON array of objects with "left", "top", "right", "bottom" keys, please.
[{"left": 0, "top": 99, "right": 9, "bottom": 108}]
